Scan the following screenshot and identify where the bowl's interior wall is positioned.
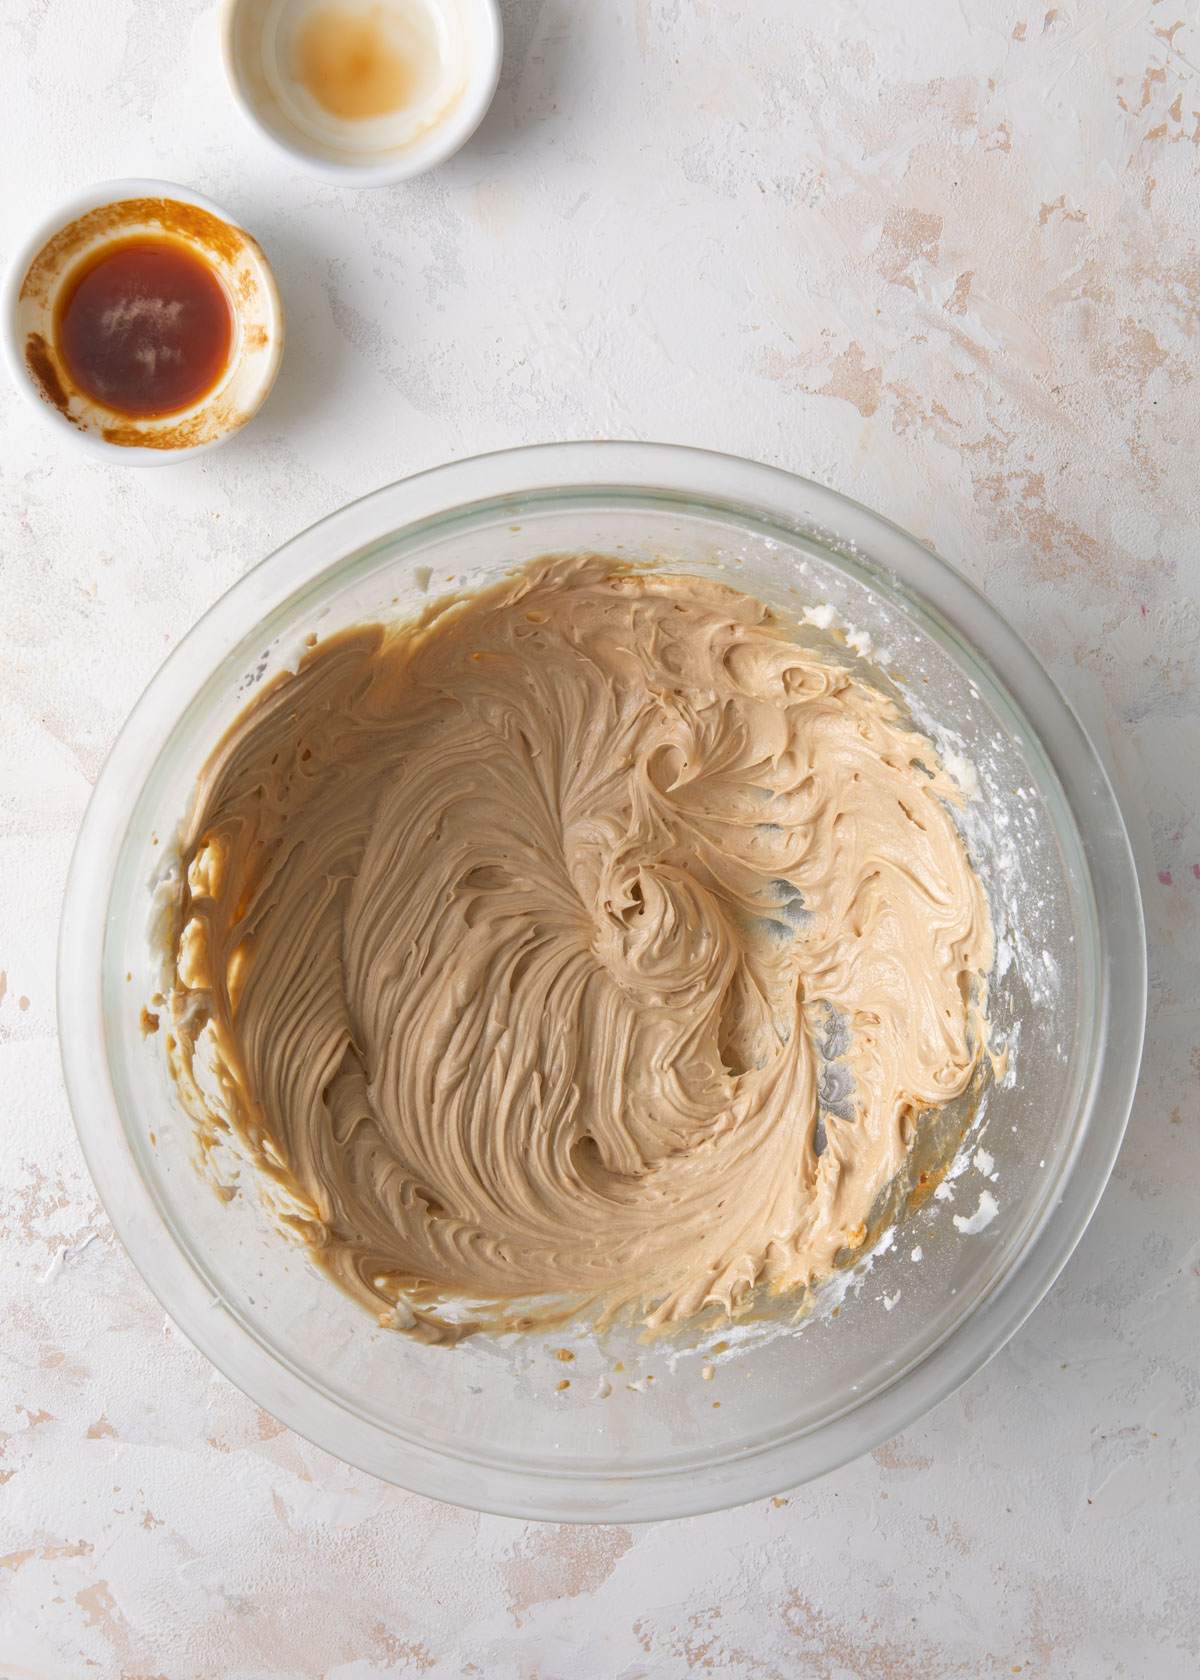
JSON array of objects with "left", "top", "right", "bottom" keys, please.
[{"left": 102, "top": 491, "right": 1091, "bottom": 1480}]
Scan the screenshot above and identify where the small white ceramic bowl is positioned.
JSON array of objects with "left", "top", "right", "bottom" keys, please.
[
  {"left": 221, "top": 0, "right": 502, "bottom": 186},
  {"left": 2, "top": 179, "right": 284, "bottom": 467}
]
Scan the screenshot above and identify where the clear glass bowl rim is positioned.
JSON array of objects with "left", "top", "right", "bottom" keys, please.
[{"left": 57, "top": 441, "right": 1147, "bottom": 1521}]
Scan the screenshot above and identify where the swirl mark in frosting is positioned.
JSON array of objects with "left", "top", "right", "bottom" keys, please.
[{"left": 162, "top": 556, "right": 993, "bottom": 1339}]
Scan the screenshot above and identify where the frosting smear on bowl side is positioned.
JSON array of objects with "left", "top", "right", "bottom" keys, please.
[{"left": 162, "top": 555, "right": 993, "bottom": 1340}]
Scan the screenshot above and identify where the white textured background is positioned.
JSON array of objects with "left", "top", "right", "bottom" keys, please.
[{"left": 2, "top": 1, "right": 1199, "bottom": 1675}]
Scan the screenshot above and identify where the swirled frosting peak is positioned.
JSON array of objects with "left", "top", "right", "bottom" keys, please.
[{"left": 164, "top": 556, "right": 993, "bottom": 1339}]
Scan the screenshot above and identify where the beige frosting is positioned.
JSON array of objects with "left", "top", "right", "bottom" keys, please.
[{"left": 163, "top": 556, "right": 993, "bottom": 1340}]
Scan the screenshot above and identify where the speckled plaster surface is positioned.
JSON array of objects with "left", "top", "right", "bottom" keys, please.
[{"left": 1, "top": 1, "right": 1198, "bottom": 1676}]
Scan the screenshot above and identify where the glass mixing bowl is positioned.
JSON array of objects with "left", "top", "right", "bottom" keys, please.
[{"left": 58, "top": 442, "right": 1145, "bottom": 1521}]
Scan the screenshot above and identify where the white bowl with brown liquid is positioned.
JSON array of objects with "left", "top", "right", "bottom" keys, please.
[
  {"left": 222, "top": 0, "right": 503, "bottom": 185},
  {"left": 1, "top": 179, "right": 284, "bottom": 466}
]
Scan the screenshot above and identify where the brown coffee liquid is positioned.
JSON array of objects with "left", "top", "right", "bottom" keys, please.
[
  {"left": 55, "top": 237, "right": 233, "bottom": 419},
  {"left": 294, "top": 5, "right": 416, "bottom": 121}
]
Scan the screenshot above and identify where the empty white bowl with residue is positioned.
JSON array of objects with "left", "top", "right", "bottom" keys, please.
[{"left": 221, "top": 0, "right": 502, "bottom": 185}]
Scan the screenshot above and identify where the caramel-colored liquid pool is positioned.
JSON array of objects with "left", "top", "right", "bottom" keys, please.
[{"left": 55, "top": 237, "right": 233, "bottom": 419}]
